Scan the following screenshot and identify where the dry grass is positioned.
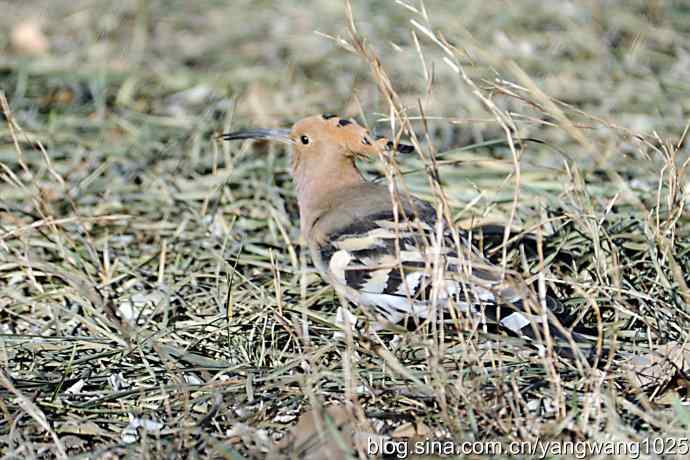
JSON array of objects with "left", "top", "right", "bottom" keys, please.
[{"left": 1, "top": 0, "right": 689, "bottom": 458}]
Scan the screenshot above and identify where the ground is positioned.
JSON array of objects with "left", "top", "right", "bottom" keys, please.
[{"left": 0, "top": 0, "right": 689, "bottom": 459}]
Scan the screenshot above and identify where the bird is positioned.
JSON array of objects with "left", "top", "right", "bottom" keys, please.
[{"left": 222, "top": 114, "right": 580, "bottom": 347}]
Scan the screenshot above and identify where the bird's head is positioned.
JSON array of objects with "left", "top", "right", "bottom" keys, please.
[{"left": 221, "top": 113, "right": 414, "bottom": 175}]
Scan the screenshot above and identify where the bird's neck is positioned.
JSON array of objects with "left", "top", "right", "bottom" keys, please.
[{"left": 292, "top": 156, "right": 365, "bottom": 236}]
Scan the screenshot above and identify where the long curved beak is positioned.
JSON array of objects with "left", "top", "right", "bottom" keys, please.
[{"left": 220, "top": 128, "right": 293, "bottom": 144}]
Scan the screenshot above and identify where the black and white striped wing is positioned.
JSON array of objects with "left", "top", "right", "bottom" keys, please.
[{"left": 318, "top": 212, "right": 539, "bottom": 333}]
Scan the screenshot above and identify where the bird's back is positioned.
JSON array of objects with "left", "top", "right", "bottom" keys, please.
[{"left": 307, "top": 182, "right": 436, "bottom": 244}]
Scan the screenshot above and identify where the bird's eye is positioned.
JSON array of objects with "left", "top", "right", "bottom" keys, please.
[
  {"left": 362, "top": 136, "right": 371, "bottom": 145},
  {"left": 300, "top": 135, "right": 310, "bottom": 145}
]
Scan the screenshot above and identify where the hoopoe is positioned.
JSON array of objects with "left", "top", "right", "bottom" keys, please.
[{"left": 223, "top": 114, "right": 576, "bottom": 345}]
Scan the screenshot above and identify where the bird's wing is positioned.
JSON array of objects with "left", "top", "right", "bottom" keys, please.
[{"left": 314, "top": 209, "right": 546, "bottom": 334}]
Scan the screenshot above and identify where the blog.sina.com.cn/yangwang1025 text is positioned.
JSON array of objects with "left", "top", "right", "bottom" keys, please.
[{"left": 366, "top": 436, "right": 690, "bottom": 459}]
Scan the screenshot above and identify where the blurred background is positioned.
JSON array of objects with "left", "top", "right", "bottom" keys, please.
[
  {"left": 3, "top": 0, "right": 688, "bottom": 136},
  {"left": 2, "top": 0, "right": 689, "bottom": 211}
]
